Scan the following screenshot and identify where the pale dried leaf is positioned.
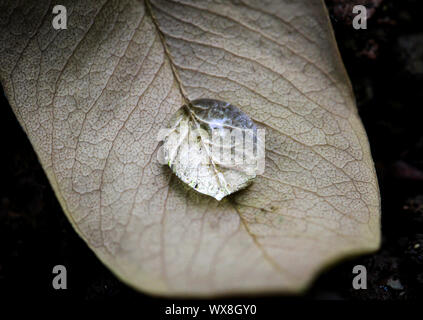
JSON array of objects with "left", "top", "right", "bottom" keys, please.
[{"left": 0, "top": 0, "right": 380, "bottom": 296}]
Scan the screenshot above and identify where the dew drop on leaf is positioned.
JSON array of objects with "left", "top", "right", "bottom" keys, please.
[{"left": 162, "top": 99, "right": 264, "bottom": 200}]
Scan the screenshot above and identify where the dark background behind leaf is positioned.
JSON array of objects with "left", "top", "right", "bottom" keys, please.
[{"left": 0, "top": 0, "right": 422, "bottom": 302}]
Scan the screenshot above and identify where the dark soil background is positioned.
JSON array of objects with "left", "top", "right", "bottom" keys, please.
[{"left": 0, "top": 0, "right": 422, "bottom": 303}]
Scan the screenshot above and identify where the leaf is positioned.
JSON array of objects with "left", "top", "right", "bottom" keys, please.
[
  {"left": 0, "top": 0, "right": 380, "bottom": 296},
  {"left": 162, "top": 99, "right": 263, "bottom": 200}
]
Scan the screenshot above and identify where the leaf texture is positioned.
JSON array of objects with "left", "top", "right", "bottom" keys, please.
[{"left": 0, "top": 0, "right": 380, "bottom": 296}]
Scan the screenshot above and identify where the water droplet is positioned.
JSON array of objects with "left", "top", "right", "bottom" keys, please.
[{"left": 161, "top": 99, "right": 264, "bottom": 200}]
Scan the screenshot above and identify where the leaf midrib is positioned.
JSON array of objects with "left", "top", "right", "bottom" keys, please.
[{"left": 145, "top": 0, "right": 289, "bottom": 275}]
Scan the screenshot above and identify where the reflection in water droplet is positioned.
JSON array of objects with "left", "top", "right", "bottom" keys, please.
[
  {"left": 190, "top": 99, "right": 256, "bottom": 132},
  {"left": 162, "top": 99, "right": 264, "bottom": 200}
]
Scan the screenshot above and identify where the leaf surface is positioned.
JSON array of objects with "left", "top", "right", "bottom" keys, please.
[{"left": 0, "top": 0, "right": 380, "bottom": 296}]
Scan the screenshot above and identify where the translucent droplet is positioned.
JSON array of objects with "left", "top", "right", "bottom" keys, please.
[{"left": 162, "top": 99, "right": 264, "bottom": 200}]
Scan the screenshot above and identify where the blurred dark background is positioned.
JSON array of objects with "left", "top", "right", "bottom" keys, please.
[{"left": 0, "top": 0, "right": 422, "bottom": 303}]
